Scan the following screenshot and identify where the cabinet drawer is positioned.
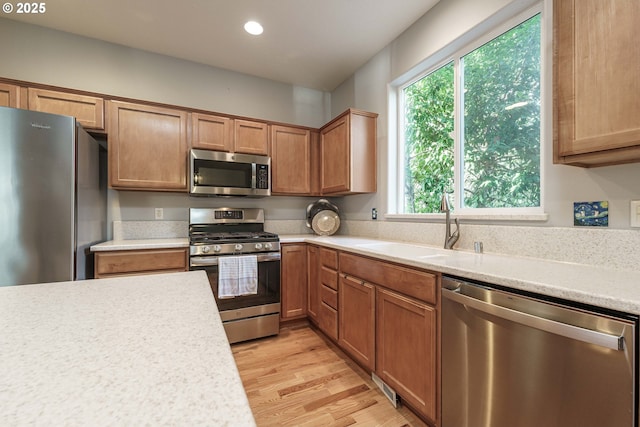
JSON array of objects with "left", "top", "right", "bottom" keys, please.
[
  {"left": 320, "top": 247, "right": 338, "bottom": 269},
  {"left": 95, "top": 248, "right": 188, "bottom": 277},
  {"left": 340, "top": 252, "right": 437, "bottom": 304},
  {"left": 320, "top": 284, "right": 338, "bottom": 309},
  {"left": 320, "top": 266, "right": 338, "bottom": 290},
  {"left": 319, "top": 301, "right": 338, "bottom": 341}
]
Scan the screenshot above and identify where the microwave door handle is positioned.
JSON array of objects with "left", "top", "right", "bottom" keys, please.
[{"left": 251, "top": 163, "right": 257, "bottom": 189}]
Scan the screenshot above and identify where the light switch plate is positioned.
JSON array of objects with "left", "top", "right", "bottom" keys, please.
[
  {"left": 155, "top": 208, "right": 164, "bottom": 220},
  {"left": 630, "top": 201, "right": 640, "bottom": 228}
]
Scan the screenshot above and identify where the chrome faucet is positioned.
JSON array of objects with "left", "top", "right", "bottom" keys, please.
[{"left": 440, "top": 193, "right": 460, "bottom": 249}]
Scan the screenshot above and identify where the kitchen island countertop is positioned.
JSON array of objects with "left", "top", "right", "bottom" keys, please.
[{"left": 0, "top": 271, "right": 256, "bottom": 426}]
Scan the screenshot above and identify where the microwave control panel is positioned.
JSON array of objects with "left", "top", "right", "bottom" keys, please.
[{"left": 256, "top": 165, "right": 269, "bottom": 189}]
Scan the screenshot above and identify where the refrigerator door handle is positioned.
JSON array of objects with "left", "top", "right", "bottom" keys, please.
[{"left": 442, "top": 287, "right": 624, "bottom": 351}]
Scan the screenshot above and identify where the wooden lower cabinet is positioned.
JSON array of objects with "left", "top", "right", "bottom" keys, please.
[
  {"left": 307, "top": 245, "right": 320, "bottom": 323},
  {"left": 94, "top": 248, "right": 188, "bottom": 278},
  {"left": 338, "top": 273, "right": 375, "bottom": 371},
  {"left": 317, "top": 247, "right": 339, "bottom": 340},
  {"left": 338, "top": 250, "right": 439, "bottom": 425},
  {"left": 280, "top": 244, "right": 308, "bottom": 320},
  {"left": 376, "top": 287, "right": 437, "bottom": 425}
]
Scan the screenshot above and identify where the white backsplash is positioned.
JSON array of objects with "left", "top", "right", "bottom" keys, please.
[
  {"left": 339, "top": 220, "right": 640, "bottom": 272},
  {"left": 112, "top": 219, "right": 640, "bottom": 272},
  {"left": 112, "top": 221, "right": 188, "bottom": 240}
]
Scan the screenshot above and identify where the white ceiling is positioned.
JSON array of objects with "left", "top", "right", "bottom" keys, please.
[{"left": 4, "top": 0, "right": 439, "bottom": 92}]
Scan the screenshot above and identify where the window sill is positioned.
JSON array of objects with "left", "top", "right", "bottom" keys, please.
[{"left": 384, "top": 213, "right": 549, "bottom": 222}]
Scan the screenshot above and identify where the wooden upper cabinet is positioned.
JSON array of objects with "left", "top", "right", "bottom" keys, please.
[
  {"left": 234, "top": 119, "right": 269, "bottom": 155},
  {"left": 271, "top": 125, "right": 311, "bottom": 195},
  {"left": 320, "top": 108, "right": 377, "bottom": 195},
  {"left": 108, "top": 100, "right": 188, "bottom": 191},
  {"left": 28, "top": 88, "right": 104, "bottom": 130},
  {"left": 0, "top": 83, "right": 22, "bottom": 108},
  {"left": 191, "top": 112, "right": 233, "bottom": 151},
  {"left": 554, "top": 0, "right": 640, "bottom": 166},
  {"left": 310, "top": 131, "right": 321, "bottom": 196}
]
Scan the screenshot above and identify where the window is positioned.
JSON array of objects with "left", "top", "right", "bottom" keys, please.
[{"left": 397, "top": 10, "right": 542, "bottom": 215}]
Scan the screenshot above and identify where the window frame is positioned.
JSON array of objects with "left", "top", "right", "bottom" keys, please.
[{"left": 389, "top": 2, "right": 547, "bottom": 220}]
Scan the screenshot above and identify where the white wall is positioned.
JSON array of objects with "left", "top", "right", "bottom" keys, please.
[
  {"left": 4, "top": 5, "right": 640, "bottom": 232},
  {"left": 332, "top": 0, "right": 640, "bottom": 230},
  {"left": 0, "top": 17, "right": 332, "bottom": 227}
]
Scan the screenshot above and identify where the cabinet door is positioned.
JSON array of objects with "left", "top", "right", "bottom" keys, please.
[
  {"left": 318, "top": 300, "right": 338, "bottom": 341},
  {"left": 309, "top": 131, "right": 322, "bottom": 196},
  {"left": 281, "top": 244, "right": 308, "bottom": 320},
  {"left": 320, "top": 113, "right": 350, "bottom": 194},
  {"left": 307, "top": 245, "right": 320, "bottom": 323},
  {"left": 191, "top": 112, "right": 232, "bottom": 151},
  {"left": 376, "top": 287, "right": 437, "bottom": 424},
  {"left": 270, "top": 125, "right": 311, "bottom": 194},
  {"left": 108, "top": 101, "right": 188, "bottom": 191},
  {"left": 339, "top": 274, "right": 375, "bottom": 371},
  {"left": 555, "top": 0, "right": 640, "bottom": 165},
  {"left": 28, "top": 88, "right": 104, "bottom": 130},
  {"left": 0, "top": 83, "right": 21, "bottom": 108},
  {"left": 234, "top": 119, "right": 269, "bottom": 155}
]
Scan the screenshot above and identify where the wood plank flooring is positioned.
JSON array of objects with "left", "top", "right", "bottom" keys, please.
[{"left": 232, "top": 323, "right": 428, "bottom": 427}]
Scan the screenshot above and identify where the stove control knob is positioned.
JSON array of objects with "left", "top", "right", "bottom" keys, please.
[
  {"left": 255, "top": 243, "right": 263, "bottom": 250},
  {"left": 234, "top": 244, "right": 243, "bottom": 251},
  {"left": 213, "top": 245, "right": 222, "bottom": 253},
  {"left": 202, "top": 246, "right": 210, "bottom": 254},
  {"left": 264, "top": 242, "right": 273, "bottom": 250}
]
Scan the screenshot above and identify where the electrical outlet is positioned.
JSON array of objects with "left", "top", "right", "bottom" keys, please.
[
  {"left": 631, "top": 201, "right": 640, "bottom": 228},
  {"left": 154, "top": 208, "right": 164, "bottom": 220}
]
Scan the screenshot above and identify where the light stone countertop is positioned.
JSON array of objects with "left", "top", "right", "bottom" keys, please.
[
  {"left": 91, "top": 235, "right": 640, "bottom": 315},
  {"left": 281, "top": 235, "right": 640, "bottom": 315},
  {"left": 0, "top": 271, "right": 256, "bottom": 427},
  {"left": 91, "top": 238, "right": 189, "bottom": 251}
]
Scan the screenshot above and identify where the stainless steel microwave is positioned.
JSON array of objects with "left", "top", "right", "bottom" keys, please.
[{"left": 190, "top": 149, "right": 271, "bottom": 197}]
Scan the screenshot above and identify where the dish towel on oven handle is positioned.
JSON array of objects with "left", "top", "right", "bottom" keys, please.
[
  {"left": 237, "top": 255, "right": 258, "bottom": 295},
  {"left": 218, "top": 255, "right": 258, "bottom": 298}
]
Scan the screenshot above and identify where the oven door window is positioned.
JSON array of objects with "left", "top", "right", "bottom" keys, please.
[
  {"left": 193, "top": 258, "right": 280, "bottom": 311},
  {"left": 194, "top": 159, "right": 252, "bottom": 188}
]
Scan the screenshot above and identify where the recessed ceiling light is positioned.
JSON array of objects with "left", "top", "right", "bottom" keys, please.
[{"left": 244, "top": 21, "right": 263, "bottom": 36}]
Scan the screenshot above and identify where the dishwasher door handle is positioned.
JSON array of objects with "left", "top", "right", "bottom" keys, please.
[{"left": 442, "top": 287, "right": 624, "bottom": 351}]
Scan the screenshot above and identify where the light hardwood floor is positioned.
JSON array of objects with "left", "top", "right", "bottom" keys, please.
[{"left": 232, "top": 323, "right": 429, "bottom": 427}]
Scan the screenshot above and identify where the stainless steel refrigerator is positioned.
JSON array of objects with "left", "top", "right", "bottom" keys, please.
[{"left": 0, "top": 106, "right": 107, "bottom": 286}]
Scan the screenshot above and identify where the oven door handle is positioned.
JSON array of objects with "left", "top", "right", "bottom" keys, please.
[{"left": 190, "top": 252, "right": 281, "bottom": 267}]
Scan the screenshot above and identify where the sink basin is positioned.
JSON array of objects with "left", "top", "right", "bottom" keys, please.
[{"left": 354, "top": 242, "right": 449, "bottom": 259}]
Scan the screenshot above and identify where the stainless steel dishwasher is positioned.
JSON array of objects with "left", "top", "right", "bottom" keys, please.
[{"left": 442, "top": 276, "right": 637, "bottom": 427}]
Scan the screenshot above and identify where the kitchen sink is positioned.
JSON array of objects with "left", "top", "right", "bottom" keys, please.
[{"left": 354, "top": 242, "right": 449, "bottom": 259}]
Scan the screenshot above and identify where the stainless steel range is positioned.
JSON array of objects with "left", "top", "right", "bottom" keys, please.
[{"left": 189, "top": 208, "right": 281, "bottom": 344}]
